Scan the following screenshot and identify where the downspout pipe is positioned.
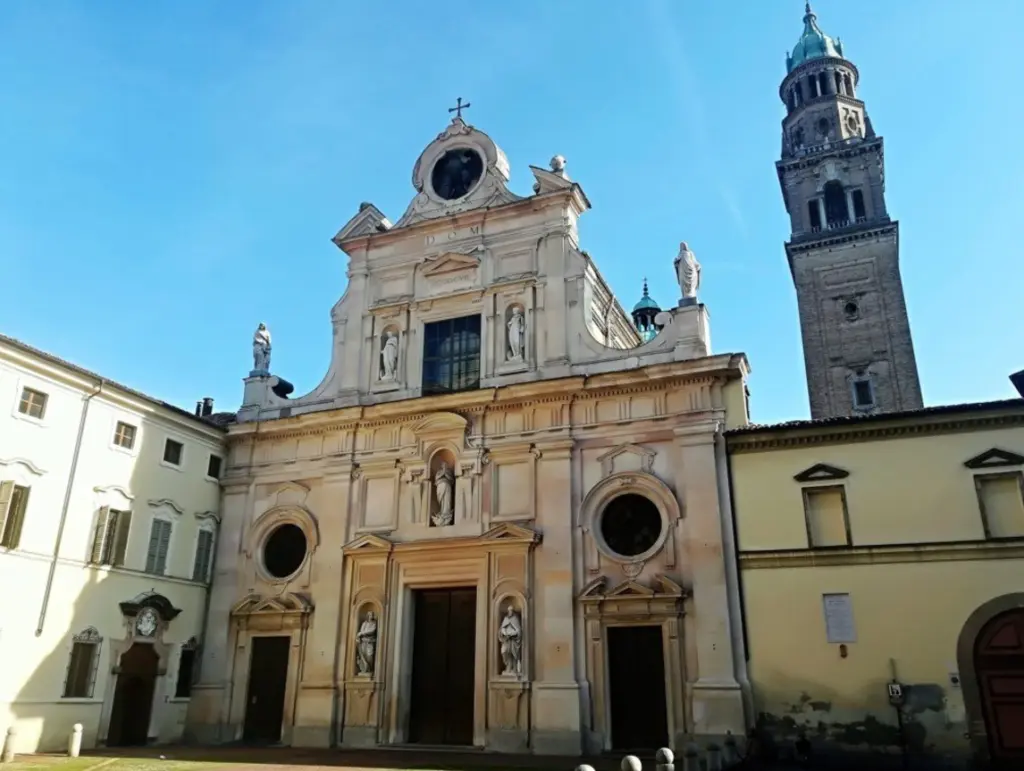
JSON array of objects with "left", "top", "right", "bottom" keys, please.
[{"left": 36, "top": 379, "right": 104, "bottom": 636}]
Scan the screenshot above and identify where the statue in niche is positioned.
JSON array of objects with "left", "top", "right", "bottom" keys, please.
[
  {"left": 506, "top": 307, "right": 525, "bottom": 361},
  {"left": 674, "top": 242, "right": 701, "bottom": 305},
  {"left": 498, "top": 605, "right": 523, "bottom": 676},
  {"left": 355, "top": 611, "right": 377, "bottom": 676},
  {"left": 252, "top": 323, "right": 272, "bottom": 374},
  {"left": 379, "top": 331, "right": 399, "bottom": 381},
  {"left": 432, "top": 462, "right": 455, "bottom": 526}
]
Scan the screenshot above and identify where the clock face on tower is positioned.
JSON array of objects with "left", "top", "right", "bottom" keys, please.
[{"left": 431, "top": 148, "right": 484, "bottom": 201}]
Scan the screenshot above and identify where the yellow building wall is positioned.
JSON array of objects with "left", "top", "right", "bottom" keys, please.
[{"left": 729, "top": 419, "right": 1024, "bottom": 758}]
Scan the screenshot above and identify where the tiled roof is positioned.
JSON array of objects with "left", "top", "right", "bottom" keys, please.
[
  {"left": 727, "top": 398, "right": 1024, "bottom": 436},
  {"left": 0, "top": 332, "right": 228, "bottom": 433}
]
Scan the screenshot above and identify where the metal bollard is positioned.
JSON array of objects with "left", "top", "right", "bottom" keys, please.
[
  {"left": 706, "top": 742, "right": 721, "bottom": 771},
  {"left": 1, "top": 727, "right": 15, "bottom": 764},
  {"left": 575, "top": 765, "right": 596, "bottom": 771},
  {"left": 655, "top": 747, "right": 674, "bottom": 771},
  {"left": 722, "top": 731, "right": 738, "bottom": 765},
  {"left": 621, "top": 755, "right": 642, "bottom": 771},
  {"left": 682, "top": 742, "right": 701, "bottom": 771},
  {"left": 68, "top": 723, "right": 83, "bottom": 758}
]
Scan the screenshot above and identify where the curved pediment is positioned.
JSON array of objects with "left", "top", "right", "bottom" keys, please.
[
  {"left": 411, "top": 411, "right": 469, "bottom": 440},
  {"left": 120, "top": 591, "right": 182, "bottom": 622},
  {"left": 231, "top": 592, "right": 313, "bottom": 617},
  {"left": 0, "top": 457, "right": 46, "bottom": 476}
]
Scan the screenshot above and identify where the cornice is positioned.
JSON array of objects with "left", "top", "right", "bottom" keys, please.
[
  {"left": 740, "top": 538, "right": 1024, "bottom": 569},
  {"left": 727, "top": 411, "right": 1024, "bottom": 453},
  {"left": 777, "top": 136, "right": 883, "bottom": 173},
  {"left": 786, "top": 221, "right": 898, "bottom": 255}
]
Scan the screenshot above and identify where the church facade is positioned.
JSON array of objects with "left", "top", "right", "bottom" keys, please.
[{"left": 185, "top": 113, "right": 753, "bottom": 753}]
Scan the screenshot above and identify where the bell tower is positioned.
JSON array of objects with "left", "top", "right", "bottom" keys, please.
[{"left": 777, "top": 3, "right": 922, "bottom": 419}]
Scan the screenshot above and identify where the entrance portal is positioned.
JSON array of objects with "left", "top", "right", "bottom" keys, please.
[
  {"left": 242, "top": 635, "right": 290, "bottom": 744},
  {"left": 975, "top": 608, "right": 1024, "bottom": 765},
  {"left": 408, "top": 587, "right": 476, "bottom": 745},
  {"left": 107, "top": 643, "right": 159, "bottom": 746},
  {"left": 607, "top": 625, "right": 669, "bottom": 750}
]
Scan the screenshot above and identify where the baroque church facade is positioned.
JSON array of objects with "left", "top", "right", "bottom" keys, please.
[
  {"left": 187, "top": 108, "right": 752, "bottom": 753},
  {"left": 185, "top": 3, "right": 934, "bottom": 757}
]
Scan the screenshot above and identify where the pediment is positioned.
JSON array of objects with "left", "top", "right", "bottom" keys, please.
[
  {"left": 579, "top": 575, "right": 688, "bottom": 601},
  {"left": 653, "top": 574, "right": 688, "bottom": 597},
  {"left": 342, "top": 533, "right": 394, "bottom": 555},
  {"left": 333, "top": 202, "right": 392, "bottom": 244},
  {"left": 964, "top": 448, "right": 1024, "bottom": 470},
  {"left": 230, "top": 592, "right": 312, "bottom": 617},
  {"left": 580, "top": 577, "right": 607, "bottom": 599},
  {"left": 793, "top": 463, "right": 850, "bottom": 483},
  {"left": 606, "top": 579, "right": 654, "bottom": 598},
  {"left": 597, "top": 443, "right": 656, "bottom": 477},
  {"left": 148, "top": 498, "right": 184, "bottom": 516},
  {"left": 421, "top": 252, "right": 481, "bottom": 277},
  {"left": 0, "top": 457, "right": 46, "bottom": 476},
  {"left": 481, "top": 522, "right": 541, "bottom": 544},
  {"left": 120, "top": 591, "right": 182, "bottom": 621},
  {"left": 273, "top": 480, "right": 311, "bottom": 508}
]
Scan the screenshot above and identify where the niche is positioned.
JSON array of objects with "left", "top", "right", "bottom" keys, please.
[{"left": 428, "top": 448, "right": 457, "bottom": 527}]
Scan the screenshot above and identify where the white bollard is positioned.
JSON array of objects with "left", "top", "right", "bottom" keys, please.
[
  {"left": 68, "top": 723, "right": 83, "bottom": 758},
  {"left": 655, "top": 747, "right": 674, "bottom": 771},
  {"left": 576, "top": 765, "right": 596, "bottom": 771},
  {"left": 621, "top": 755, "right": 642, "bottom": 771},
  {"left": 1, "top": 726, "right": 15, "bottom": 764}
]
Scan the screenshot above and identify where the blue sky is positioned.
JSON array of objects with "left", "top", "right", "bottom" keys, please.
[{"left": 1, "top": 1, "right": 1020, "bottom": 424}]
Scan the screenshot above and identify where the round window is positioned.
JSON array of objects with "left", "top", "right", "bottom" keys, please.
[
  {"left": 431, "top": 148, "right": 484, "bottom": 201},
  {"left": 599, "top": 494, "right": 663, "bottom": 558},
  {"left": 844, "top": 300, "right": 859, "bottom": 319},
  {"left": 263, "top": 523, "right": 308, "bottom": 579}
]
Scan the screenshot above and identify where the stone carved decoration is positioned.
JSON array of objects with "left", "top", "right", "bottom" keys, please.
[
  {"left": 433, "top": 462, "right": 455, "bottom": 526},
  {"left": 506, "top": 306, "right": 525, "bottom": 362},
  {"left": 498, "top": 605, "right": 523, "bottom": 677},
  {"left": 674, "top": 242, "right": 701, "bottom": 305},
  {"left": 135, "top": 607, "right": 159, "bottom": 638},
  {"left": 379, "top": 331, "right": 399, "bottom": 382},
  {"left": 252, "top": 323, "right": 272, "bottom": 374},
  {"left": 355, "top": 611, "right": 378, "bottom": 676}
]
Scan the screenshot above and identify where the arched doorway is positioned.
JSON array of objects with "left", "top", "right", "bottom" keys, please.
[
  {"left": 106, "top": 643, "right": 159, "bottom": 746},
  {"left": 975, "top": 609, "right": 1024, "bottom": 765}
]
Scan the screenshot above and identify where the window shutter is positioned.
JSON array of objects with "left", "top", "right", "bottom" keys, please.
[
  {"left": 87, "top": 642, "right": 101, "bottom": 698},
  {"left": 145, "top": 521, "right": 162, "bottom": 573},
  {"left": 3, "top": 486, "right": 28, "bottom": 548},
  {"left": 0, "top": 480, "right": 13, "bottom": 539},
  {"left": 155, "top": 520, "right": 172, "bottom": 574},
  {"left": 112, "top": 510, "right": 132, "bottom": 567},
  {"left": 192, "top": 530, "right": 213, "bottom": 581},
  {"left": 90, "top": 507, "right": 110, "bottom": 564}
]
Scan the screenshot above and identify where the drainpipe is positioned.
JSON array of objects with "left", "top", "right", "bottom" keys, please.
[{"left": 36, "top": 379, "right": 104, "bottom": 636}]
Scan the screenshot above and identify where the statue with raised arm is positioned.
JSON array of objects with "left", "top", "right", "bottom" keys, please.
[
  {"left": 252, "top": 323, "right": 272, "bottom": 374},
  {"left": 674, "top": 242, "right": 701, "bottom": 305},
  {"left": 355, "top": 611, "right": 378, "bottom": 676},
  {"left": 499, "top": 605, "right": 523, "bottom": 676},
  {"left": 432, "top": 462, "right": 454, "bottom": 526}
]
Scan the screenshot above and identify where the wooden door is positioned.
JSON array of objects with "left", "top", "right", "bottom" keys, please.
[
  {"left": 242, "top": 636, "right": 291, "bottom": 744},
  {"left": 107, "top": 644, "right": 159, "bottom": 746},
  {"left": 976, "top": 609, "right": 1024, "bottom": 765},
  {"left": 607, "top": 625, "right": 669, "bottom": 751},
  {"left": 408, "top": 587, "right": 477, "bottom": 745}
]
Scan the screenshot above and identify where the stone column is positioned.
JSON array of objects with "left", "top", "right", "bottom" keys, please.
[
  {"left": 184, "top": 479, "right": 251, "bottom": 743},
  {"left": 292, "top": 469, "right": 353, "bottom": 747},
  {"left": 674, "top": 422, "right": 746, "bottom": 737},
  {"left": 816, "top": 199, "right": 827, "bottom": 229},
  {"left": 530, "top": 441, "right": 581, "bottom": 754}
]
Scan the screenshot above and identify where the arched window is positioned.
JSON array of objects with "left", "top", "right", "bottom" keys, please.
[
  {"left": 823, "top": 181, "right": 849, "bottom": 227},
  {"left": 807, "top": 200, "right": 822, "bottom": 231},
  {"left": 851, "top": 189, "right": 867, "bottom": 221},
  {"left": 844, "top": 73, "right": 854, "bottom": 97},
  {"left": 807, "top": 75, "right": 818, "bottom": 99},
  {"left": 834, "top": 71, "right": 844, "bottom": 94},
  {"left": 787, "top": 90, "right": 796, "bottom": 113},
  {"left": 818, "top": 72, "right": 828, "bottom": 96}
]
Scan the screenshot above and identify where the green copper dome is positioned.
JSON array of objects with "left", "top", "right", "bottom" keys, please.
[
  {"left": 787, "top": 3, "right": 844, "bottom": 73},
  {"left": 632, "top": 280, "right": 660, "bottom": 313}
]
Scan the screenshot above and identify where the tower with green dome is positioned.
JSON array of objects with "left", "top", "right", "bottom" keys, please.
[
  {"left": 630, "top": 279, "right": 663, "bottom": 342},
  {"left": 777, "top": 2, "right": 922, "bottom": 420}
]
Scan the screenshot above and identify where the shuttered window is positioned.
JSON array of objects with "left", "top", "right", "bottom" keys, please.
[
  {"left": 145, "top": 519, "right": 173, "bottom": 575},
  {"left": 192, "top": 529, "right": 214, "bottom": 582},
  {"left": 0, "top": 481, "right": 30, "bottom": 549},
  {"left": 89, "top": 507, "right": 132, "bottom": 566},
  {"left": 62, "top": 628, "right": 102, "bottom": 698}
]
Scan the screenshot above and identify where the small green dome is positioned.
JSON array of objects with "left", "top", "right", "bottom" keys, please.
[
  {"left": 632, "top": 280, "right": 660, "bottom": 313},
  {"left": 787, "top": 3, "right": 844, "bottom": 73}
]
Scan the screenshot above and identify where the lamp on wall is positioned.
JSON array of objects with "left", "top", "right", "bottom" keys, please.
[{"left": 1011, "top": 370, "right": 1024, "bottom": 398}]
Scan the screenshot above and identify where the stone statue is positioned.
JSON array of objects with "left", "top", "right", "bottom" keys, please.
[
  {"left": 674, "top": 242, "right": 701, "bottom": 305},
  {"left": 380, "top": 331, "right": 399, "bottom": 381},
  {"left": 252, "top": 323, "right": 272, "bottom": 374},
  {"left": 498, "top": 605, "right": 522, "bottom": 676},
  {"left": 506, "top": 307, "right": 525, "bottom": 361},
  {"left": 432, "top": 462, "right": 454, "bottom": 526},
  {"left": 355, "top": 611, "right": 377, "bottom": 675}
]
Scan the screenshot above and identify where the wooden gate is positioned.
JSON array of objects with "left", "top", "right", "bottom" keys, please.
[{"left": 975, "top": 608, "right": 1024, "bottom": 764}]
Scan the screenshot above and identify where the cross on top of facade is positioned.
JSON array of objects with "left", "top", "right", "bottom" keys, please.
[{"left": 448, "top": 97, "right": 471, "bottom": 120}]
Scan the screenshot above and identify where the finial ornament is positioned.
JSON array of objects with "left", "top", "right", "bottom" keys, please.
[{"left": 448, "top": 97, "right": 471, "bottom": 120}]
